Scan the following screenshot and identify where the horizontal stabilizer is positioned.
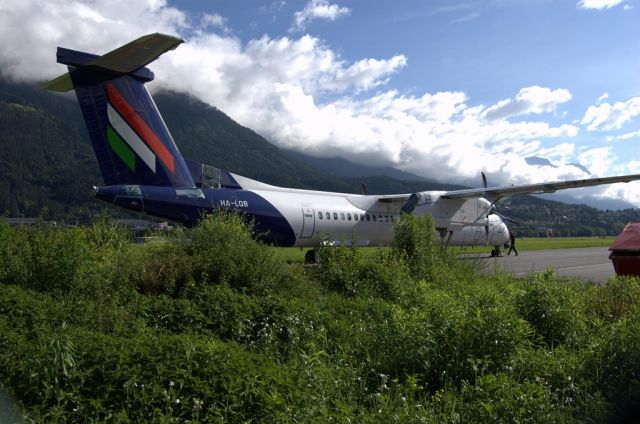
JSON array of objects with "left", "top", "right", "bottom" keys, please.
[
  {"left": 41, "top": 73, "right": 74, "bottom": 92},
  {"left": 42, "top": 33, "right": 183, "bottom": 92}
]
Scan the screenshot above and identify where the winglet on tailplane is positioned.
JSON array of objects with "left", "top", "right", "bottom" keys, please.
[{"left": 42, "top": 33, "right": 194, "bottom": 188}]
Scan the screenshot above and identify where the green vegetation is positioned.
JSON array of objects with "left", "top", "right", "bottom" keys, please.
[
  {"left": 1, "top": 214, "right": 640, "bottom": 422},
  {"left": 512, "top": 236, "right": 615, "bottom": 250},
  {"left": 455, "top": 236, "right": 616, "bottom": 255},
  {"left": 278, "top": 237, "right": 616, "bottom": 263}
]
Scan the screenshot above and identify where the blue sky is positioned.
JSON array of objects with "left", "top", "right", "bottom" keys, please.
[{"left": 1, "top": 0, "right": 640, "bottom": 205}]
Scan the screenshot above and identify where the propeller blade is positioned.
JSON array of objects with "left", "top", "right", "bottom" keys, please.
[
  {"left": 494, "top": 210, "right": 519, "bottom": 225},
  {"left": 481, "top": 171, "right": 488, "bottom": 188}
]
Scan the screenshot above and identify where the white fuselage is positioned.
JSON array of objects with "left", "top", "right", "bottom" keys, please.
[{"left": 253, "top": 186, "right": 510, "bottom": 248}]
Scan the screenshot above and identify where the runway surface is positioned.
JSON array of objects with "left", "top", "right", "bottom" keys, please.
[{"left": 463, "top": 246, "right": 615, "bottom": 284}]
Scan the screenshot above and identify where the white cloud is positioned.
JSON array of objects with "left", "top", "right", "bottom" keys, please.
[
  {"left": 578, "top": 0, "right": 625, "bottom": 10},
  {"left": 577, "top": 147, "right": 617, "bottom": 176},
  {"left": 2, "top": 0, "right": 639, "bottom": 205},
  {"left": 533, "top": 142, "right": 577, "bottom": 163},
  {"left": 451, "top": 12, "right": 481, "bottom": 24},
  {"left": 290, "top": 0, "right": 351, "bottom": 32},
  {"left": 0, "top": 0, "right": 188, "bottom": 82},
  {"left": 606, "top": 130, "right": 640, "bottom": 141},
  {"left": 482, "top": 86, "right": 572, "bottom": 121},
  {"left": 581, "top": 97, "right": 640, "bottom": 131},
  {"left": 200, "top": 13, "right": 228, "bottom": 31},
  {"left": 596, "top": 92, "right": 609, "bottom": 104},
  {"left": 628, "top": 160, "right": 640, "bottom": 173}
]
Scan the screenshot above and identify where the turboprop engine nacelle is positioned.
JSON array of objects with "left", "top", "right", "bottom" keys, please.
[{"left": 412, "top": 194, "right": 493, "bottom": 231}]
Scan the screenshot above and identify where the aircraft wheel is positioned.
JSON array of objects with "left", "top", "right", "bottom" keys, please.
[{"left": 304, "top": 249, "right": 319, "bottom": 264}]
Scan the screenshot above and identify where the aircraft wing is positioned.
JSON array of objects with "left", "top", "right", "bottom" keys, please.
[{"left": 440, "top": 173, "right": 640, "bottom": 200}]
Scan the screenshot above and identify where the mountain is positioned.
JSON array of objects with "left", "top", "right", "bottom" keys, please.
[
  {"left": 285, "top": 150, "right": 430, "bottom": 182},
  {"left": 0, "top": 79, "right": 638, "bottom": 236},
  {"left": 525, "top": 156, "right": 557, "bottom": 168},
  {"left": 535, "top": 193, "right": 637, "bottom": 211},
  {"left": 525, "top": 155, "right": 592, "bottom": 176},
  {"left": 0, "top": 79, "right": 100, "bottom": 220},
  {"left": 500, "top": 195, "right": 640, "bottom": 237}
]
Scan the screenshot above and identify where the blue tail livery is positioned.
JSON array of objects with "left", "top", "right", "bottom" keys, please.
[
  {"left": 43, "top": 33, "right": 640, "bottom": 250},
  {"left": 44, "top": 33, "right": 194, "bottom": 188}
]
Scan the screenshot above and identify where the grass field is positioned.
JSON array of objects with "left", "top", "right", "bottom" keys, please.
[{"left": 276, "top": 236, "right": 616, "bottom": 263}]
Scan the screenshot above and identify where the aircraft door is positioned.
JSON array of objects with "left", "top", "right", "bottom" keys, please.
[{"left": 301, "top": 207, "right": 315, "bottom": 238}]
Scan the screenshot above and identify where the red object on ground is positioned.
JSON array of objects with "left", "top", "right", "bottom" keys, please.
[{"left": 609, "top": 223, "right": 640, "bottom": 277}]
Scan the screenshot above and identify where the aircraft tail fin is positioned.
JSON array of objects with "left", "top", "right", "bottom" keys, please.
[{"left": 42, "top": 33, "right": 195, "bottom": 188}]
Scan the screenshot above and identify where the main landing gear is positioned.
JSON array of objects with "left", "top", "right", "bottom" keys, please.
[
  {"left": 304, "top": 249, "right": 319, "bottom": 264},
  {"left": 490, "top": 246, "right": 502, "bottom": 257}
]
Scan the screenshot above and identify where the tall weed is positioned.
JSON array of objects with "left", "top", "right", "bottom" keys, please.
[
  {"left": 515, "top": 270, "right": 587, "bottom": 348},
  {"left": 392, "top": 214, "right": 458, "bottom": 282},
  {"left": 316, "top": 243, "right": 408, "bottom": 300},
  {"left": 186, "top": 212, "right": 293, "bottom": 295}
]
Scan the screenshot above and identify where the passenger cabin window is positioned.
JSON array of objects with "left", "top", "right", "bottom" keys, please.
[
  {"left": 333, "top": 212, "right": 338, "bottom": 220},
  {"left": 361, "top": 214, "right": 365, "bottom": 221},
  {"left": 340, "top": 213, "right": 345, "bottom": 220},
  {"left": 385, "top": 215, "right": 389, "bottom": 222},
  {"left": 372, "top": 215, "right": 377, "bottom": 222},
  {"left": 326, "top": 212, "right": 330, "bottom": 220},
  {"left": 354, "top": 214, "right": 358, "bottom": 221},
  {"left": 378, "top": 214, "right": 383, "bottom": 222},
  {"left": 318, "top": 212, "right": 323, "bottom": 219},
  {"left": 347, "top": 213, "right": 352, "bottom": 221},
  {"left": 366, "top": 214, "right": 370, "bottom": 222}
]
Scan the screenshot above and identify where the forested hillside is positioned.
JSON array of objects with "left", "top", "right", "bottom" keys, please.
[{"left": 0, "top": 79, "right": 638, "bottom": 235}]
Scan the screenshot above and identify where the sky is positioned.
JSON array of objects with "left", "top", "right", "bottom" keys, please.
[{"left": 1, "top": 0, "right": 640, "bottom": 206}]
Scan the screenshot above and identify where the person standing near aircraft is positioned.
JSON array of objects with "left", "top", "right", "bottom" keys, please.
[{"left": 507, "top": 231, "right": 518, "bottom": 256}]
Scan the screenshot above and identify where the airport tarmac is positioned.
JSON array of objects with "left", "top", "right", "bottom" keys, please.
[{"left": 464, "top": 246, "right": 615, "bottom": 284}]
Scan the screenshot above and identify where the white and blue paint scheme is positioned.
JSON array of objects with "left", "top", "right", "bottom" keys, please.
[{"left": 43, "top": 34, "right": 640, "bottom": 249}]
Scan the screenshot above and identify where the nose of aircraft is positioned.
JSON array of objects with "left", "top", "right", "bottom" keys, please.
[
  {"left": 487, "top": 214, "right": 510, "bottom": 245},
  {"left": 498, "top": 220, "right": 510, "bottom": 245}
]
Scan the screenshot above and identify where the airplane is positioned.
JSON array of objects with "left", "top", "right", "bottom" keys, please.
[{"left": 42, "top": 33, "right": 640, "bottom": 256}]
